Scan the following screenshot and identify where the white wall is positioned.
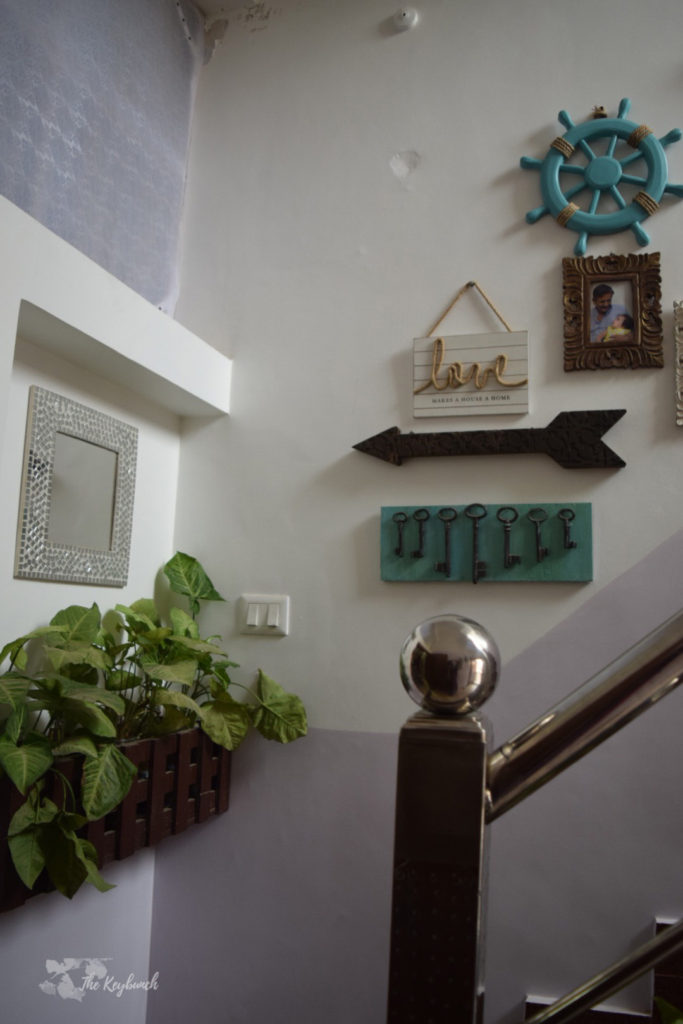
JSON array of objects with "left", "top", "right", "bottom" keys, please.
[
  {"left": 168, "top": 0, "right": 683, "bottom": 1019},
  {"left": 0, "top": 197, "right": 222, "bottom": 1023},
  {"left": 174, "top": 0, "right": 683, "bottom": 735}
]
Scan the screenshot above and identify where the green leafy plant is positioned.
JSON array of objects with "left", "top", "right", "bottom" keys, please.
[
  {"left": 656, "top": 998, "right": 683, "bottom": 1024},
  {"left": 0, "top": 552, "right": 307, "bottom": 899}
]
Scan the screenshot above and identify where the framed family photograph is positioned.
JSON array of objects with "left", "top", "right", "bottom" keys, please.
[{"left": 562, "top": 252, "right": 663, "bottom": 371}]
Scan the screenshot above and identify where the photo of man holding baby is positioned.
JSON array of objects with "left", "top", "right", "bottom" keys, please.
[{"left": 589, "top": 282, "right": 634, "bottom": 344}]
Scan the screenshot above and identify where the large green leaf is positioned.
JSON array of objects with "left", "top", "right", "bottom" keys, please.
[
  {"left": 59, "top": 700, "right": 117, "bottom": 738},
  {"left": 40, "top": 821, "right": 89, "bottom": 899},
  {"left": 152, "top": 688, "right": 203, "bottom": 716},
  {"left": 172, "top": 636, "right": 226, "bottom": 657},
  {"left": 53, "top": 679, "right": 125, "bottom": 714},
  {"left": 0, "top": 735, "right": 53, "bottom": 793},
  {"left": 169, "top": 607, "right": 199, "bottom": 639},
  {"left": 251, "top": 671, "right": 308, "bottom": 744},
  {"left": 145, "top": 660, "right": 198, "bottom": 686},
  {"left": 81, "top": 745, "right": 137, "bottom": 820},
  {"left": 211, "top": 662, "right": 238, "bottom": 692},
  {"left": 49, "top": 605, "right": 101, "bottom": 645},
  {"left": 78, "top": 838, "right": 115, "bottom": 892},
  {"left": 141, "top": 627, "right": 174, "bottom": 645},
  {"left": 104, "top": 668, "right": 140, "bottom": 692},
  {"left": 0, "top": 675, "right": 30, "bottom": 709},
  {"left": 145, "top": 706, "right": 195, "bottom": 736},
  {"left": 44, "top": 644, "right": 111, "bottom": 672},
  {"left": 163, "top": 552, "right": 224, "bottom": 616},
  {"left": 52, "top": 735, "right": 99, "bottom": 759},
  {"left": 199, "top": 695, "right": 251, "bottom": 750},
  {"left": 9, "top": 792, "right": 61, "bottom": 888},
  {"left": 655, "top": 998, "right": 683, "bottom": 1024},
  {"left": 9, "top": 827, "right": 47, "bottom": 888},
  {"left": 3, "top": 704, "right": 27, "bottom": 744},
  {"left": 0, "top": 626, "right": 65, "bottom": 671},
  {"left": 8, "top": 792, "right": 59, "bottom": 836},
  {"left": 129, "top": 598, "right": 160, "bottom": 625},
  {"left": 0, "top": 639, "right": 28, "bottom": 672},
  {"left": 114, "top": 604, "right": 158, "bottom": 633}
]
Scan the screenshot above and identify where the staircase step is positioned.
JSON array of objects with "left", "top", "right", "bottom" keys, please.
[{"left": 525, "top": 1001, "right": 648, "bottom": 1023}]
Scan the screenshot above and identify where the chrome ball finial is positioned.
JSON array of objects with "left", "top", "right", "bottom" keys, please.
[{"left": 399, "top": 614, "right": 500, "bottom": 715}]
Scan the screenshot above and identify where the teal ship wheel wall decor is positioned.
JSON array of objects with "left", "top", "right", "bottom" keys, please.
[{"left": 520, "top": 98, "right": 683, "bottom": 255}]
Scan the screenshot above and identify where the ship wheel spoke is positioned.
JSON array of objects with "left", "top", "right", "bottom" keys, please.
[
  {"left": 577, "top": 139, "right": 598, "bottom": 161},
  {"left": 606, "top": 133, "right": 619, "bottom": 158},
  {"left": 609, "top": 185, "right": 627, "bottom": 209},
  {"left": 587, "top": 189, "right": 601, "bottom": 215},
  {"left": 564, "top": 180, "right": 590, "bottom": 203},
  {"left": 619, "top": 150, "right": 647, "bottom": 169},
  {"left": 558, "top": 162, "right": 587, "bottom": 177},
  {"left": 620, "top": 172, "right": 647, "bottom": 186}
]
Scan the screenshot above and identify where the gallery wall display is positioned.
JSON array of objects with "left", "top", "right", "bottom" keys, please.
[
  {"left": 353, "top": 410, "right": 626, "bottom": 470},
  {"left": 14, "top": 386, "right": 138, "bottom": 586},
  {"left": 352, "top": 99, "right": 683, "bottom": 597},
  {"left": 521, "top": 98, "right": 683, "bottom": 255},
  {"left": 562, "top": 252, "right": 662, "bottom": 371},
  {"left": 380, "top": 503, "right": 593, "bottom": 583}
]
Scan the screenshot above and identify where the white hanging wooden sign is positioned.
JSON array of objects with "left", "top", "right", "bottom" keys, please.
[{"left": 412, "top": 331, "right": 529, "bottom": 418}]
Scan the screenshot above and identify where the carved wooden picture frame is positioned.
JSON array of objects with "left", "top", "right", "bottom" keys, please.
[{"left": 562, "top": 252, "right": 662, "bottom": 371}]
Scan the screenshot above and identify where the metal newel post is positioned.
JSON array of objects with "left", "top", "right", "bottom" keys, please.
[{"left": 386, "top": 616, "right": 501, "bottom": 1024}]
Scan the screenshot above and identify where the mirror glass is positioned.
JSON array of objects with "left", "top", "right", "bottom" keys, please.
[
  {"left": 15, "top": 386, "right": 138, "bottom": 586},
  {"left": 48, "top": 433, "right": 118, "bottom": 550}
]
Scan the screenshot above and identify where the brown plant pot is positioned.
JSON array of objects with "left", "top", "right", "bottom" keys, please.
[{"left": 0, "top": 727, "right": 231, "bottom": 913}]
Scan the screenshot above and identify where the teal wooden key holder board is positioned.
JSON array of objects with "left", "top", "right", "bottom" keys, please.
[{"left": 381, "top": 503, "right": 592, "bottom": 583}]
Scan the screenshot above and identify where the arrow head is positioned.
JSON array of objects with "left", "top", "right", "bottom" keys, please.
[
  {"left": 543, "top": 409, "right": 626, "bottom": 469},
  {"left": 353, "top": 427, "right": 403, "bottom": 465}
]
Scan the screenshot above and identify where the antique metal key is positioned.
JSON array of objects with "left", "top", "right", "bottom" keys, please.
[
  {"left": 465, "top": 503, "right": 488, "bottom": 583},
  {"left": 527, "top": 507, "right": 549, "bottom": 562},
  {"left": 411, "top": 508, "right": 430, "bottom": 558},
  {"left": 434, "top": 507, "right": 457, "bottom": 577},
  {"left": 392, "top": 511, "right": 408, "bottom": 556},
  {"left": 558, "top": 507, "right": 577, "bottom": 549},
  {"left": 496, "top": 506, "right": 521, "bottom": 569}
]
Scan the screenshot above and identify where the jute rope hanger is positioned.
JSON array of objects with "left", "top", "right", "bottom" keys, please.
[{"left": 425, "top": 280, "right": 514, "bottom": 336}]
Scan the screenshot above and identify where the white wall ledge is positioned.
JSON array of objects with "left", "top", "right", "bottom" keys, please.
[{"left": 0, "top": 197, "right": 232, "bottom": 418}]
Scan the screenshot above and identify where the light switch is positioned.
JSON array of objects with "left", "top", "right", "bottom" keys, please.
[{"left": 239, "top": 594, "right": 290, "bottom": 636}]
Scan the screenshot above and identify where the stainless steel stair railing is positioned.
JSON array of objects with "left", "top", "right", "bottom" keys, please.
[
  {"left": 525, "top": 918, "right": 683, "bottom": 1024},
  {"left": 386, "top": 609, "right": 683, "bottom": 1024}
]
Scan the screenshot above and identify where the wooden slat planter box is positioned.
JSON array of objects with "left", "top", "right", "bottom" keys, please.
[{"left": 0, "top": 727, "right": 231, "bottom": 913}]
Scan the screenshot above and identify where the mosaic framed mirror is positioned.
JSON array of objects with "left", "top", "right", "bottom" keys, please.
[{"left": 14, "top": 386, "right": 138, "bottom": 586}]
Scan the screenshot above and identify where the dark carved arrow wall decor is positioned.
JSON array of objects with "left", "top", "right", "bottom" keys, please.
[{"left": 353, "top": 410, "right": 626, "bottom": 470}]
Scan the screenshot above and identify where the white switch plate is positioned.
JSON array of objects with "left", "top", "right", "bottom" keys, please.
[{"left": 238, "top": 594, "right": 290, "bottom": 636}]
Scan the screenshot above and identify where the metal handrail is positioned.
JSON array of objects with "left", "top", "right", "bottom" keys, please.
[
  {"left": 387, "top": 609, "right": 683, "bottom": 1024},
  {"left": 487, "top": 608, "right": 683, "bottom": 821},
  {"left": 525, "top": 918, "right": 683, "bottom": 1024}
]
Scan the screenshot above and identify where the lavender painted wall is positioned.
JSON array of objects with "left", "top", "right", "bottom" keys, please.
[
  {"left": 148, "top": 728, "right": 398, "bottom": 1024},
  {"left": 149, "top": 528, "right": 683, "bottom": 1023},
  {"left": 0, "top": 0, "right": 202, "bottom": 311}
]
